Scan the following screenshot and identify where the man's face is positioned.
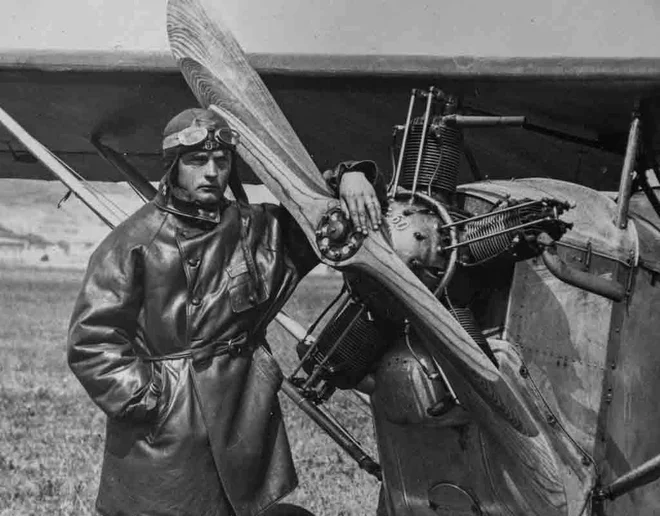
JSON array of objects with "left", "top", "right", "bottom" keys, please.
[{"left": 177, "top": 149, "right": 232, "bottom": 205}]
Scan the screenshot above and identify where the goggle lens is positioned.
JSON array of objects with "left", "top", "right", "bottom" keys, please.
[
  {"left": 177, "top": 127, "right": 208, "bottom": 146},
  {"left": 216, "top": 127, "right": 240, "bottom": 147},
  {"left": 163, "top": 126, "right": 240, "bottom": 150}
]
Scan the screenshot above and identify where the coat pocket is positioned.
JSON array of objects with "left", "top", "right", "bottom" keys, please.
[
  {"left": 225, "top": 346, "right": 284, "bottom": 454},
  {"left": 227, "top": 261, "right": 270, "bottom": 313},
  {"left": 228, "top": 280, "right": 268, "bottom": 313},
  {"left": 146, "top": 361, "right": 185, "bottom": 445}
]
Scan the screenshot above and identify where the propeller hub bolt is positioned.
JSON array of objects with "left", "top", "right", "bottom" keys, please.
[{"left": 316, "top": 207, "right": 365, "bottom": 262}]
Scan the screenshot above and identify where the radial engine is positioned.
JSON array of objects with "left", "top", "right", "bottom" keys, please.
[{"left": 292, "top": 87, "right": 572, "bottom": 404}]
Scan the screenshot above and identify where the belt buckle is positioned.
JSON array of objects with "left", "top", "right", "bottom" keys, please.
[{"left": 226, "top": 334, "right": 246, "bottom": 358}]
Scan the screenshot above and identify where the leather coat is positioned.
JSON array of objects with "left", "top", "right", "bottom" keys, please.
[{"left": 68, "top": 160, "right": 379, "bottom": 516}]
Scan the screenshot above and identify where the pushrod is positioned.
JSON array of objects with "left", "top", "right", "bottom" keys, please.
[
  {"left": 302, "top": 304, "right": 366, "bottom": 390},
  {"left": 273, "top": 311, "right": 371, "bottom": 406},
  {"left": 389, "top": 90, "right": 417, "bottom": 195},
  {"left": 442, "top": 217, "right": 553, "bottom": 251},
  {"left": 410, "top": 88, "right": 435, "bottom": 197},
  {"left": 0, "top": 107, "right": 123, "bottom": 228},
  {"left": 439, "top": 199, "right": 545, "bottom": 230}
]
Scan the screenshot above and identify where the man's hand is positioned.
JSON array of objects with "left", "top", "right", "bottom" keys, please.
[{"left": 338, "top": 171, "right": 382, "bottom": 234}]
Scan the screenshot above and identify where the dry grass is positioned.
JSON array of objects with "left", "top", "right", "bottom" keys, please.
[{"left": 0, "top": 268, "right": 379, "bottom": 515}]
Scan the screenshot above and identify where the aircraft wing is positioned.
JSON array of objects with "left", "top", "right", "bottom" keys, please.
[{"left": 0, "top": 49, "right": 659, "bottom": 190}]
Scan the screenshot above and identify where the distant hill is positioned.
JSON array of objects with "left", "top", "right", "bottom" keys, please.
[
  {"left": 0, "top": 178, "right": 282, "bottom": 269},
  {"left": 0, "top": 178, "right": 279, "bottom": 244},
  {"left": 0, "top": 179, "right": 143, "bottom": 245}
]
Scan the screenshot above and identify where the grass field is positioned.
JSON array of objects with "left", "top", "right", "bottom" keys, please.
[{"left": 0, "top": 267, "right": 379, "bottom": 516}]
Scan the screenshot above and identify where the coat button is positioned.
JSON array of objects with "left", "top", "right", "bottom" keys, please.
[
  {"left": 187, "top": 257, "right": 200, "bottom": 267},
  {"left": 191, "top": 297, "right": 201, "bottom": 306}
]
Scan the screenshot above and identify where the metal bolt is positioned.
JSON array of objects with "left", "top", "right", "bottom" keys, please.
[{"left": 519, "top": 366, "right": 529, "bottom": 378}]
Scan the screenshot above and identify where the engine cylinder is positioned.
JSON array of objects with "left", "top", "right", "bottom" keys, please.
[
  {"left": 463, "top": 210, "right": 522, "bottom": 263},
  {"left": 460, "top": 201, "right": 565, "bottom": 265},
  {"left": 298, "top": 298, "right": 388, "bottom": 390},
  {"left": 398, "top": 118, "right": 462, "bottom": 196}
]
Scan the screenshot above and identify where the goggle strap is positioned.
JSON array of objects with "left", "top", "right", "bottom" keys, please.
[{"left": 162, "top": 126, "right": 240, "bottom": 150}]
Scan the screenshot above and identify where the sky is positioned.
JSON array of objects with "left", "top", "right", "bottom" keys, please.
[{"left": 1, "top": 0, "right": 659, "bottom": 58}]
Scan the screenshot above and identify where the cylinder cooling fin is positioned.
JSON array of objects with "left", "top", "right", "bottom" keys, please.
[
  {"left": 462, "top": 208, "right": 527, "bottom": 264},
  {"left": 291, "top": 86, "right": 571, "bottom": 410},
  {"left": 397, "top": 118, "right": 463, "bottom": 197},
  {"left": 295, "top": 294, "right": 391, "bottom": 392},
  {"left": 457, "top": 199, "right": 572, "bottom": 266}
]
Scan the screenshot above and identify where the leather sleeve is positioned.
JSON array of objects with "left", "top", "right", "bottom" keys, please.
[
  {"left": 322, "top": 159, "right": 388, "bottom": 202},
  {"left": 67, "top": 235, "right": 159, "bottom": 421},
  {"left": 278, "top": 206, "right": 319, "bottom": 277}
]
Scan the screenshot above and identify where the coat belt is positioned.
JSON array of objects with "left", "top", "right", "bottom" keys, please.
[{"left": 140, "top": 332, "right": 251, "bottom": 362}]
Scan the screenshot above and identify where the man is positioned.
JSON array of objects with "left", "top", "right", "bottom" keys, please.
[{"left": 67, "top": 108, "right": 383, "bottom": 516}]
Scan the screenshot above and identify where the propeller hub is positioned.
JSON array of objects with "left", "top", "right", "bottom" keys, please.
[{"left": 316, "top": 208, "right": 364, "bottom": 261}]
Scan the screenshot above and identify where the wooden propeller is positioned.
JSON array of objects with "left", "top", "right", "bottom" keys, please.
[
  {"left": 166, "top": 1, "right": 592, "bottom": 512},
  {"left": 166, "top": 0, "right": 529, "bottom": 427}
]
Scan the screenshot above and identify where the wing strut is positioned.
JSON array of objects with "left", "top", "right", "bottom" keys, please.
[
  {"left": 91, "top": 136, "right": 158, "bottom": 202},
  {"left": 592, "top": 453, "right": 660, "bottom": 513},
  {"left": 615, "top": 109, "right": 642, "bottom": 229},
  {"left": 0, "top": 106, "right": 124, "bottom": 228},
  {"left": 614, "top": 100, "right": 660, "bottom": 229}
]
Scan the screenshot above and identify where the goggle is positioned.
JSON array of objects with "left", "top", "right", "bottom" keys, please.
[{"left": 162, "top": 126, "right": 240, "bottom": 151}]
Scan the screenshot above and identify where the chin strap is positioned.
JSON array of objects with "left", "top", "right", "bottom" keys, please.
[{"left": 229, "top": 170, "right": 248, "bottom": 203}]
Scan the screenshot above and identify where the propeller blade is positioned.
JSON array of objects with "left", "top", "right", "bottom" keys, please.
[
  {"left": 166, "top": 2, "right": 600, "bottom": 511},
  {"left": 167, "top": 0, "right": 322, "bottom": 189},
  {"left": 166, "top": 0, "right": 536, "bottom": 430},
  {"left": 209, "top": 94, "right": 539, "bottom": 435}
]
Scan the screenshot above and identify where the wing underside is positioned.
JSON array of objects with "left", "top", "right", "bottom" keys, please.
[{"left": 0, "top": 51, "right": 658, "bottom": 189}]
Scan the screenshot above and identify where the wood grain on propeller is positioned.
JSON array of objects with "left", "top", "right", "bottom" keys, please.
[
  {"left": 167, "top": 0, "right": 502, "bottom": 386},
  {"left": 166, "top": 0, "right": 596, "bottom": 512}
]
